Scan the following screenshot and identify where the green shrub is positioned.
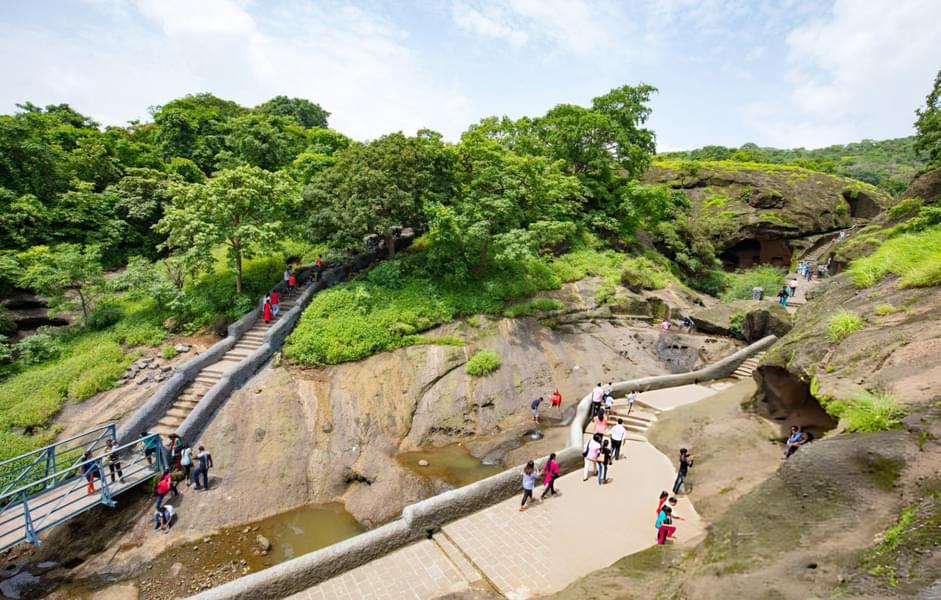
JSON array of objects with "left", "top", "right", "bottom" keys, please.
[
  {"left": 728, "top": 312, "right": 745, "bottom": 340},
  {"left": 848, "top": 228, "right": 941, "bottom": 288},
  {"left": 161, "top": 345, "right": 178, "bottom": 359},
  {"left": 842, "top": 391, "right": 909, "bottom": 432},
  {"left": 826, "top": 309, "right": 864, "bottom": 342},
  {"left": 503, "top": 298, "right": 563, "bottom": 318},
  {"left": 720, "top": 265, "right": 786, "bottom": 302},
  {"left": 619, "top": 257, "right": 670, "bottom": 291},
  {"left": 888, "top": 197, "right": 923, "bottom": 219},
  {"left": 67, "top": 358, "right": 129, "bottom": 402},
  {"left": 112, "top": 321, "right": 166, "bottom": 347},
  {"left": 405, "top": 335, "right": 465, "bottom": 347},
  {"left": 873, "top": 304, "right": 898, "bottom": 316},
  {"left": 16, "top": 333, "right": 62, "bottom": 365},
  {"left": 465, "top": 350, "right": 500, "bottom": 377},
  {"left": 687, "top": 269, "right": 729, "bottom": 297},
  {"left": 86, "top": 299, "right": 124, "bottom": 330}
]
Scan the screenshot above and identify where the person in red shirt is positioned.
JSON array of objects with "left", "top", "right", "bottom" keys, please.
[
  {"left": 314, "top": 255, "right": 323, "bottom": 282},
  {"left": 549, "top": 389, "right": 562, "bottom": 411},
  {"left": 288, "top": 271, "right": 296, "bottom": 294},
  {"left": 263, "top": 300, "right": 272, "bottom": 323},
  {"left": 270, "top": 289, "right": 280, "bottom": 317}
]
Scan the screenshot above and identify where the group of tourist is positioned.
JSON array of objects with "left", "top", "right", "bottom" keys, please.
[
  {"left": 138, "top": 431, "right": 214, "bottom": 533},
  {"left": 261, "top": 256, "right": 327, "bottom": 324},
  {"left": 655, "top": 491, "right": 685, "bottom": 544}
]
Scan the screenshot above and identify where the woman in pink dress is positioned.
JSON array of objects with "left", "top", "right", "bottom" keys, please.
[
  {"left": 540, "top": 452, "right": 560, "bottom": 499},
  {"left": 263, "top": 300, "right": 272, "bottom": 323}
]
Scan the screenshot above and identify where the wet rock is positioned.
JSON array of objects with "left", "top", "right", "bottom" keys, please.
[
  {"left": 0, "top": 571, "right": 40, "bottom": 599},
  {"left": 418, "top": 459, "right": 429, "bottom": 467},
  {"left": 170, "top": 562, "right": 184, "bottom": 578},
  {"left": 256, "top": 534, "right": 271, "bottom": 553},
  {"left": 0, "top": 564, "right": 20, "bottom": 579},
  {"left": 34, "top": 562, "right": 57, "bottom": 571}
]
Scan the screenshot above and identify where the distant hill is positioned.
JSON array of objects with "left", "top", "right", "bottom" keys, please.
[{"left": 657, "top": 137, "right": 926, "bottom": 196}]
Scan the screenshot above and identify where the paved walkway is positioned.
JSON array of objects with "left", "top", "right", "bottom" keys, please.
[{"left": 291, "top": 384, "right": 718, "bottom": 600}]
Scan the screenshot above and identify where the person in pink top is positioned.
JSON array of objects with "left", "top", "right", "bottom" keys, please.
[
  {"left": 582, "top": 433, "right": 602, "bottom": 481},
  {"left": 540, "top": 452, "right": 560, "bottom": 499},
  {"left": 593, "top": 412, "right": 607, "bottom": 436}
]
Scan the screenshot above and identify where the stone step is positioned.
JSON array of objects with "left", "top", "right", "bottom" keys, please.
[
  {"left": 165, "top": 406, "right": 192, "bottom": 419},
  {"left": 193, "top": 375, "right": 221, "bottom": 387}
]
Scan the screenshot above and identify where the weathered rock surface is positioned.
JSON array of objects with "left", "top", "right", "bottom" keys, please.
[
  {"left": 690, "top": 300, "right": 753, "bottom": 336},
  {"left": 898, "top": 166, "right": 941, "bottom": 205},
  {"left": 741, "top": 303, "right": 792, "bottom": 342}
]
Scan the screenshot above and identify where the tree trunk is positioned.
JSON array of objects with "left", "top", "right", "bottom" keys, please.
[
  {"left": 234, "top": 241, "right": 243, "bottom": 294},
  {"left": 385, "top": 233, "right": 396, "bottom": 259},
  {"left": 76, "top": 287, "right": 88, "bottom": 321}
]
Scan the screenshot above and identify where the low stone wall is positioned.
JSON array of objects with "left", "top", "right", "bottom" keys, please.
[{"left": 567, "top": 334, "right": 778, "bottom": 448}]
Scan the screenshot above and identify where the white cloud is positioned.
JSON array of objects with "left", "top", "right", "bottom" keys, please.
[{"left": 452, "top": 2, "right": 528, "bottom": 47}]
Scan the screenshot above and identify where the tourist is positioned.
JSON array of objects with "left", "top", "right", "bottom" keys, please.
[
  {"left": 598, "top": 439, "right": 612, "bottom": 484},
  {"left": 263, "top": 298, "right": 273, "bottom": 324},
  {"left": 604, "top": 390, "right": 615, "bottom": 414},
  {"left": 682, "top": 316, "right": 695, "bottom": 333},
  {"left": 549, "top": 389, "right": 563, "bottom": 412},
  {"left": 788, "top": 277, "right": 798, "bottom": 298},
  {"left": 79, "top": 451, "right": 101, "bottom": 495},
  {"left": 593, "top": 411, "right": 607, "bottom": 437},
  {"left": 531, "top": 397, "right": 543, "bottom": 423},
  {"left": 314, "top": 255, "right": 323, "bottom": 282},
  {"left": 155, "top": 469, "right": 174, "bottom": 508},
  {"left": 167, "top": 433, "right": 183, "bottom": 469},
  {"left": 610, "top": 418, "right": 627, "bottom": 460},
  {"left": 288, "top": 270, "right": 297, "bottom": 295},
  {"left": 656, "top": 506, "right": 677, "bottom": 544},
  {"left": 661, "top": 319, "right": 672, "bottom": 331},
  {"left": 672, "top": 448, "right": 693, "bottom": 495},
  {"left": 180, "top": 444, "right": 193, "bottom": 484},
  {"left": 582, "top": 433, "right": 602, "bottom": 481},
  {"left": 540, "top": 453, "right": 560, "bottom": 499},
  {"left": 520, "top": 460, "right": 538, "bottom": 511},
  {"left": 154, "top": 504, "right": 175, "bottom": 533},
  {"left": 806, "top": 264, "right": 814, "bottom": 281},
  {"left": 591, "top": 383, "right": 604, "bottom": 418},
  {"left": 784, "top": 425, "right": 805, "bottom": 458},
  {"left": 192, "top": 445, "right": 214, "bottom": 491},
  {"left": 627, "top": 390, "right": 637, "bottom": 415},
  {"left": 270, "top": 289, "right": 280, "bottom": 317},
  {"left": 602, "top": 381, "right": 613, "bottom": 401},
  {"left": 140, "top": 431, "right": 160, "bottom": 465},
  {"left": 751, "top": 286, "right": 764, "bottom": 301},
  {"left": 656, "top": 490, "right": 669, "bottom": 516},
  {"left": 777, "top": 286, "right": 789, "bottom": 306},
  {"left": 104, "top": 438, "right": 125, "bottom": 484},
  {"left": 663, "top": 497, "right": 685, "bottom": 522}
]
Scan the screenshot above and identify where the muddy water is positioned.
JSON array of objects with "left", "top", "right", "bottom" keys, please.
[
  {"left": 397, "top": 443, "right": 503, "bottom": 487},
  {"left": 254, "top": 503, "right": 363, "bottom": 564}
]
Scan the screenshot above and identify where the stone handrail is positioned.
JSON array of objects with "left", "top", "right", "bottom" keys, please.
[
  {"left": 568, "top": 334, "right": 778, "bottom": 449},
  {"left": 188, "top": 333, "right": 779, "bottom": 600}
]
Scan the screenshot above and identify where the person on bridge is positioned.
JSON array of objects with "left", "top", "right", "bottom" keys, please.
[
  {"left": 192, "top": 445, "right": 214, "bottom": 491},
  {"left": 104, "top": 439, "right": 125, "bottom": 484},
  {"left": 140, "top": 431, "right": 160, "bottom": 465},
  {"left": 540, "top": 453, "right": 560, "bottom": 499},
  {"left": 80, "top": 451, "right": 101, "bottom": 495}
]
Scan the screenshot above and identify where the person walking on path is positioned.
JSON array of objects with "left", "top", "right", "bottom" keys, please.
[
  {"left": 263, "top": 299, "right": 273, "bottom": 324},
  {"left": 288, "top": 271, "right": 297, "bottom": 295},
  {"left": 788, "top": 277, "right": 798, "bottom": 298},
  {"left": 656, "top": 491, "right": 669, "bottom": 515},
  {"left": 104, "top": 439, "right": 125, "bottom": 484},
  {"left": 610, "top": 418, "right": 627, "bottom": 460},
  {"left": 777, "top": 286, "right": 789, "bottom": 306},
  {"left": 540, "top": 453, "right": 560, "bottom": 499},
  {"left": 520, "top": 461, "right": 538, "bottom": 511},
  {"left": 583, "top": 433, "right": 602, "bottom": 481},
  {"left": 593, "top": 411, "right": 607, "bottom": 437},
  {"left": 672, "top": 448, "right": 693, "bottom": 494},
  {"left": 627, "top": 390, "right": 637, "bottom": 415},
  {"left": 531, "top": 397, "right": 543, "bottom": 423},
  {"left": 192, "top": 445, "right": 213, "bottom": 491},
  {"left": 598, "top": 439, "right": 612, "bottom": 484},
  {"left": 591, "top": 383, "right": 604, "bottom": 418},
  {"left": 314, "top": 255, "right": 323, "bottom": 282},
  {"left": 270, "top": 289, "right": 280, "bottom": 317},
  {"left": 180, "top": 444, "right": 193, "bottom": 484},
  {"left": 80, "top": 451, "right": 101, "bottom": 495},
  {"left": 656, "top": 506, "right": 677, "bottom": 544}
]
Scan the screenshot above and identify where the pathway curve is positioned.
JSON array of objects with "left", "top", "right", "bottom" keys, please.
[{"left": 288, "top": 384, "right": 725, "bottom": 600}]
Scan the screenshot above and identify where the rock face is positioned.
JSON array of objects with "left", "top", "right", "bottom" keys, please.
[
  {"left": 741, "top": 303, "right": 792, "bottom": 342},
  {"left": 690, "top": 300, "right": 753, "bottom": 336},
  {"left": 643, "top": 161, "right": 891, "bottom": 270},
  {"left": 897, "top": 166, "right": 941, "bottom": 205}
]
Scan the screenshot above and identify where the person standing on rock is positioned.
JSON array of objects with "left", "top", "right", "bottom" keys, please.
[
  {"left": 610, "top": 418, "right": 627, "bottom": 460},
  {"left": 672, "top": 448, "right": 693, "bottom": 495},
  {"left": 180, "top": 444, "right": 193, "bottom": 484},
  {"left": 540, "top": 453, "right": 560, "bottom": 499},
  {"left": 520, "top": 461, "right": 538, "bottom": 511},
  {"left": 263, "top": 298, "right": 273, "bottom": 324},
  {"left": 531, "top": 397, "right": 543, "bottom": 423},
  {"left": 549, "top": 390, "right": 562, "bottom": 413},
  {"left": 582, "top": 433, "right": 602, "bottom": 481},
  {"left": 270, "top": 289, "right": 280, "bottom": 317},
  {"left": 192, "top": 445, "right": 214, "bottom": 491}
]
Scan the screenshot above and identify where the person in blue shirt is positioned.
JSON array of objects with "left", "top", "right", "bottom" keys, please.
[{"left": 784, "top": 425, "right": 806, "bottom": 458}]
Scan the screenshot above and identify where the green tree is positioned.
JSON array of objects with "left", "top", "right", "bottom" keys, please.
[
  {"left": 914, "top": 68, "right": 941, "bottom": 166},
  {"left": 256, "top": 96, "right": 329, "bottom": 129},
  {"left": 156, "top": 166, "right": 296, "bottom": 293},
  {"left": 217, "top": 113, "right": 305, "bottom": 171},
  {"left": 152, "top": 93, "right": 245, "bottom": 174},
  {"left": 18, "top": 244, "right": 105, "bottom": 321},
  {"left": 305, "top": 131, "right": 452, "bottom": 257},
  {"left": 108, "top": 168, "right": 178, "bottom": 257}
]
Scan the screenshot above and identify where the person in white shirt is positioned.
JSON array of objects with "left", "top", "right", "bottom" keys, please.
[
  {"left": 154, "top": 504, "right": 175, "bottom": 532},
  {"left": 610, "top": 419, "right": 627, "bottom": 460},
  {"left": 627, "top": 390, "right": 637, "bottom": 415},
  {"left": 591, "top": 383, "right": 604, "bottom": 418}
]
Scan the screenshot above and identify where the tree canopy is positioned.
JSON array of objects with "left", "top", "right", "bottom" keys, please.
[{"left": 915, "top": 67, "right": 941, "bottom": 167}]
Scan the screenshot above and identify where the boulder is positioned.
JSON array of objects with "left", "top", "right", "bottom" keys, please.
[
  {"left": 418, "top": 459, "right": 429, "bottom": 467},
  {"left": 174, "top": 344, "right": 191, "bottom": 353},
  {"left": 255, "top": 534, "right": 271, "bottom": 554},
  {"left": 742, "top": 303, "right": 793, "bottom": 342},
  {"left": 690, "top": 301, "right": 752, "bottom": 337}
]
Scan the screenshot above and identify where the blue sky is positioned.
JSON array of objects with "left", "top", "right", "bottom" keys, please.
[{"left": 2, "top": 0, "right": 940, "bottom": 150}]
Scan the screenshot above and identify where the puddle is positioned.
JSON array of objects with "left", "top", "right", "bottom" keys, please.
[
  {"left": 253, "top": 503, "right": 363, "bottom": 565},
  {"left": 397, "top": 443, "right": 503, "bottom": 487}
]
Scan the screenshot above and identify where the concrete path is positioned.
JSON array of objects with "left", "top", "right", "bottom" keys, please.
[{"left": 290, "top": 385, "right": 719, "bottom": 600}]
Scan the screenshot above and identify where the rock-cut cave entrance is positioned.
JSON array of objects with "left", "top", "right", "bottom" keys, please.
[
  {"left": 842, "top": 191, "right": 881, "bottom": 219},
  {"left": 720, "top": 237, "right": 793, "bottom": 271},
  {"left": 754, "top": 365, "right": 838, "bottom": 438}
]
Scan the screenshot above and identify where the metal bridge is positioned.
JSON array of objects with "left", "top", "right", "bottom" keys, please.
[{"left": 0, "top": 424, "right": 165, "bottom": 552}]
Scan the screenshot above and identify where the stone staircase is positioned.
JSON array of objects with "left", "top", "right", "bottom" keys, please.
[
  {"left": 731, "top": 352, "right": 764, "bottom": 380},
  {"left": 598, "top": 402, "right": 657, "bottom": 437},
  {"left": 152, "top": 294, "right": 298, "bottom": 436}
]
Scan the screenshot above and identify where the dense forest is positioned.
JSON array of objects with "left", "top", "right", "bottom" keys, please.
[
  {"left": 658, "top": 137, "right": 925, "bottom": 195},
  {"left": 0, "top": 66, "right": 939, "bottom": 459}
]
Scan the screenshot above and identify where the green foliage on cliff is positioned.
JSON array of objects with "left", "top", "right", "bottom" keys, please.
[
  {"left": 848, "top": 228, "right": 941, "bottom": 288},
  {"left": 465, "top": 350, "right": 501, "bottom": 377},
  {"left": 719, "top": 265, "right": 786, "bottom": 302},
  {"left": 826, "top": 309, "right": 864, "bottom": 342}
]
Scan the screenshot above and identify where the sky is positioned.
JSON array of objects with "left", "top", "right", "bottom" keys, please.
[{"left": 1, "top": 0, "right": 940, "bottom": 151}]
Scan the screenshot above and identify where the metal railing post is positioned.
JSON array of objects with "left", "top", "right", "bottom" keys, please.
[
  {"left": 45, "top": 448, "right": 56, "bottom": 489},
  {"left": 99, "top": 459, "right": 115, "bottom": 507},
  {"left": 21, "top": 491, "right": 40, "bottom": 546}
]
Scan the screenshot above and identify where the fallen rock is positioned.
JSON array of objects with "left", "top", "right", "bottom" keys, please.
[
  {"left": 160, "top": 365, "right": 172, "bottom": 373},
  {"left": 690, "top": 300, "right": 753, "bottom": 336},
  {"left": 256, "top": 534, "right": 271, "bottom": 553},
  {"left": 0, "top": 571, "right": 40, "bottom": 599},
  {"left": 742, "top": 303, "right": 793, "bottom": 342}
]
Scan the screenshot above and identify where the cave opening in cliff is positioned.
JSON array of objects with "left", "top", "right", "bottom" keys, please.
[
  {"left": 753, "top": 365, "right": 838, "bottom": 438},
  {"left": 843, "top": 191, "right": 881, "bottom": 219},
  {"left": 720, "top": 237, "right": 793, "bottom": 271}
]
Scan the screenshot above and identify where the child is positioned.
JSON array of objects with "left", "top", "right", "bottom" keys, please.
[
  {"left": 540, "top": 453, "right": 560, "bottom": 499},
  {"left": 656, "top": 490, "right": 669, "bottom": 517},
  {"left": 520, "top": 461, "right": 538, "bottom": 511},
  {"left": 598, "top": 439, "right": 612, "bottom": 484},
  {"left": 656, "top": 506, "right": 676, "bottom": 544}
]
